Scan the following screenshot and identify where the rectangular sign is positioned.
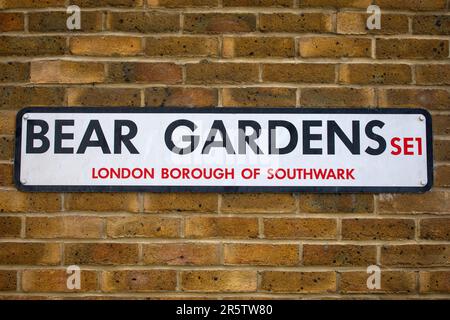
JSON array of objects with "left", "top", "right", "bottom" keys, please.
[{"left": 15, "top": 107, "right": 433, "bottom": 193}]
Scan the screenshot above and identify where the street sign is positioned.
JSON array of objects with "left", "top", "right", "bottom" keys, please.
[{"left": 15, "top": 107, "right": 433, "bottom": 193}]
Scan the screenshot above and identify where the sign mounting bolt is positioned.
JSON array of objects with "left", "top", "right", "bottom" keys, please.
[
  {"left": 21, "top": 179, "right": 27, "bottom": 185},
  {"left": 419, "top": 115, "right": 425, "bottom": 122},
  {"left": 420, "top": 180, "right": 426, "bottom": 186},
  {"left": 23, "top": 114, "right": 29, "bottom": 120}
]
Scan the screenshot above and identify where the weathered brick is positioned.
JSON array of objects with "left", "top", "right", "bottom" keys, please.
[
  {"left": 0, "top": 163, "right": 13, "bottom": 187},
  {"left": 342, "top": 219, "right": 415, "bottom": 240},
  {"left": 0, "top": 0, "right": 65, "bottom": 8},
  {"left": 299, "top": 194, "right": 374, "bottom": 213},
  {"left": 0, "top": 271, "right": 16, "bottom": 291},
  {"left": 435, "top": 165, "right": 450, "bottom": 187},
  {"left": 261, "top": 271, "right": 336, "bottom": 293},
  {"left": 376, "top": 39, "right": 448, "bottom": 59},
  {"left": 0, "top": 136, "right": 13, "bottom": 161},
  {"left": 142, "top": 243, "right": 219, "bottom": 265},
  {"left": 415, "top": 64, "right": 450, "bottom": 85},
  {"left": 0, "top": 36, "right": 66, "bottom": 56},
  {"left": 340, "top": 271, "right": 416, "bottom": 294},
  {"left": 67, "top": 88, "right": 141, "bottom": 107},
  {"left": 146, "top": 37, "right": 219, "bottom": 57},
  {"left": 381, "top": 245, "right": 450, "bottom": 267},
  {"left": 185, "top": 216, "right": 258, "bottom": 239},
  {"left": 31, "top": 61, "right": 105, "bottom": 84},
  {"left": 65, "top": 193, "right": 139, "bottom": 212},
  {"left": 144, "top": 193, "right": 217, "bottom": 213},
  {"left": 0, "top": 86, "right": 65, "bottom": 110},
  {"left": 378, "top": 191, "right": 450, "bottom": 214},
  {"left": 181, "top": 270, "right": 257, "bottom": 292},
  {"left": 107, "top": 11, "right": 178, "bottom": 33},
  {"left": 26, "top": 217, "right": 103, "bottom": 239},
  {"left": 299, "top": 37, "right": 371, "bottom": 58},
  {"left": 301, "top": 88, "right": 375, "bottom": 107},
  {"left": 186, "top": 62, "right": 259, "bottom": 84},
  {"left": 145, "top": 87, "right": 218, "bottom": 107},
  {"left": 303, "top": 245, "right": 376, "bottom": 266},
  {"left": 420, "top": 218, "right": 450, "bottom": 240},
  {"left": 222, "top": 88, "right": 297, "bottom": 107},
  {"left": 339, "top": 64, "right": 412, "bottom": 85},
  {"left": 224, "top": 244, "right": 299, "bottom": 266},
  {"left": 185, "top": 13, "right": 256, "bottom": 33},
  {"left": 0, "top": 191, "right": 61, "bottom": 213},
  {"left": 106, "top": 216, "right": 180, "bottom": 238},
  {"left": 378, "top": 88, "right": 450, "bottom": 110},
  {"left": 108, "top": 62, "right": 182, "bottom": 84},
  {"left": 264, "top": 218, "right": 337, "bottom": 239},
  {"left": 102, "top": 270, "right": 176, "bottom": 292},
  {"left": 262, "top": 63, "right": 335, "bottom": 83},
  {"left": 148, "top": 0, "right": 218, "bottom": 7},
  {"left": 65, "top": 243, "right": 139, "bottom": 265},
  {"left": 420, "top": 271, "right": 450, "bottom": 293},
  {"left": 22, "top": 270, "right": 98, "bottom": 292},
  {"left": 0, "top": 62, "right": 29, "bottom": 83},
  {"left": 221, "top": 193, "right": 296, "bottom": 213},
  {"left": 0, "top": 110, "right": 15, "bottom": 135},
  {"left": 29, "top": 12, "right": 102, "bottom": 32},
  {"left": 299, "top": 0, "right": 371, "bottom": 8},
  {"left": 70, "top": 36, "right": 142, "bottom": 56},
  {"left": 337, "top": 12, "right": 409, "bottom": 35},
  {"left": 413, "top": 15, "right": 450, "bottom": 35},
  {"left": 223, "top": 37, "right": 294, "bottom": 58},
  {"left": 0, "top": 243, "right": 60, "bottom": 265},
  {"left": 260, "top": 13, "right": 332, "bottom": 33},
  {"left": 71, "top": 0, "right": 143, "bottom": 7},
  {"left": 223, "top": 0, "right": 292, "bottom": 6},
  {"left": 0, "top": 216, "right": 21, "bottom": 238},
  {"left": 0, "top": 13, "right": 24, "bottom": 32},
  {"left": 374, "top": 0, "right": 447, "bottom": 11},
  {"left": 435, "top": 140, "right": 450, "bottom": 161}
]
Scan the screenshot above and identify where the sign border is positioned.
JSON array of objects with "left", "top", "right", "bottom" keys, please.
[{"left": 14, "top": 107, "right": 434, "bottom": 193}]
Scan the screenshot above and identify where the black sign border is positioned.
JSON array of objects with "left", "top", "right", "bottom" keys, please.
[{"left": 14, "top": 107, "right": 433, "bottom": 193}]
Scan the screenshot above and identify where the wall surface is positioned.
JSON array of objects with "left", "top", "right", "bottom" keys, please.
[{"left": 0, "top": 0, "right": 449, "bottom": 299}]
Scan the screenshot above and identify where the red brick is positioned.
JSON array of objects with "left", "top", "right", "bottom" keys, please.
[
  {"left": 299, "top": 37, "right": 371, "bottom": 58},
  {"left": 186, "top": 62, "right": 259, "bottom": 84},
  {"left": 0, "top": 191, "right": 61, "bottom": 213},
  {"left": 0, "top": 36, "right": 66, "bottom": 56},
  {"left": 378, "top": 191, "right": 450, "bottom": 214},
  {"left": 420, "top": 271, "right": 450, "bottom": 293},
  {"left": 0, "top": 13, "right": 24, "bottom": 32},
  {"left": 415, "top": 64, "right": 450, "bottom": 85},
  {"left": 262, "top": 63, "right": 336, "bottom": 83},
  {"left": 223, "top": 37, "right": 295, "bottom": 58},
  {"left": 31, "top": 61, "right": 105, "bottom": 84},
  {"left": 337, "top": 12, "right": 409, "bottom": 35},
  {"left": 0, "top": 62, "right": 29, "bottom": 83},
  {"left": 374, "top": 0, "right": 447, "bottom": 11},
  {"left": 67, "top": 88, "right": 141, "bottom": 107},
  {"left": 70, "top": 36, "right": 142, "bottom": 56},
  {"left": 299, "top": 0, "right": 371, "bottom": 8},
  {"left": 221, "top": 193, "right": 296, "bottom": 213},
  {"left": 0, "top": 0, "right": 65, "bottom": 9},
  {"left": 435, "top": 165, "right": 450, "bottom": 187},
  {"left": 0, "top": 216, "right": 21, "bottom": 238},
  {"left": 0, "top": 86, "right": 65, "bottom": 110},
  {"left": 146, "top": 37, "right": 219, "bottom": 57},
  {"left": 29, "top": 12, "right": 102, "bottom": 32},
  {"left": 413, "top": 15, "right": 450, "bottom": 35},
  {"left": 299, "top": 194, "right": 374, "bottom": 213},
  {"left": 0, "top": 271, "right": 16, "bottom": 291},
  {"left": 0, "top": 163, "right": 13, "bottom": 187},
  {"left": 420, "top": 218, "right": 450, "bottom": 240},
  {"left": 107, "top": 11, "right": 179, "bottom": 33},
  {"left": 339, "top": 64, "right": 412, "bottom": 85},
  {"left": 260, "top": 13, "right": 332, "bottom": 33},
  {"left": 108, "top": 62, "right": 182, "bottom": 84},
  {"left": 223, "top": 0, "right": 292, "bottom": 6},
  {"left": 378, "top": 89, "right": 450, "bottom": 110}
]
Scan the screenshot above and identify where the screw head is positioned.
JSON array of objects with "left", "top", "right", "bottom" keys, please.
[
  {"left": 21, "top": 179, "right": 27, "bottom": 185},
  {"left": 23, "top": 114, "right": 29, "bottom": 120},
  {"left": 420, "top": 180, "right": 426, "bottom": 186},
  {"left": 419, "top": 115, "right": 425, "bottom": 121}
]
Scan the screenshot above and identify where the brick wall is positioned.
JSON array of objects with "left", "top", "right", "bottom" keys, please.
[{"left": 0, "top": 0, "right": 449, "bottom": 299}]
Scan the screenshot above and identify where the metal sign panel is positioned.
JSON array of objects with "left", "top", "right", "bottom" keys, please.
[{"left": 15, "top": 107, "right": 433, "bottom": 193}]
